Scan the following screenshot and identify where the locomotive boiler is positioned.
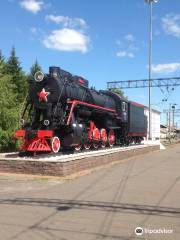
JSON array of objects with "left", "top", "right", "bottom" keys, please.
[{"left": 15, "top": 66, "right": 147, "bottom": 154}]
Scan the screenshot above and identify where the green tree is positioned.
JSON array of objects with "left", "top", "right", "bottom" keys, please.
[
  {"left": 5, "top": 47, "right": 27, "bottom": 102},
  {"left": 110, "top": 88, "right": 125, "bottom": 97},
  {"left": 0, "top": 50, "right": 5, "bottom": 64},
  {"left": 29, "top": 59, "right": 42, "bottom": 78},
  {"left": 0, "top": 74, "right": 19, "bottom": 151},
  {"left": 0, "top": 50, "right": 5, "bottom": 76}
]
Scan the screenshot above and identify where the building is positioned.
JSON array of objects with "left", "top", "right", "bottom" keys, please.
[
  {"left": 175, "top": 129, "right": 180, "bottom": 138},
  {"left": 144, "top": 107, "right": 161, "bottom": 140},
  {"left": 160, "top": 124, "right": 168, "bottom": 139}
]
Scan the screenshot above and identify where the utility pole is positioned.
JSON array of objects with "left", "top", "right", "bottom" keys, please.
[
  {"left": 148, "top": 1, "right": 152, "bottom": 139},
  {"left": 164, "top": 104, "right": 178, "bottom": 133},
  {"left": 166, "top": 112, "right": 168, "bottom": 127},
  {"left": 172, "top": 105, "right": 175, "bottom": 130},
  {"left": 163, "top": 106, "right": 179, "bottom": 138},
  {"left": 171, "top": 104, "right": 177, "bottom": 131},
  {"left": 169, "top": 106, "right": 171, "bottom": 135},
  {"left": 145, "top": 0, "right": 158, "bottom": 139}
]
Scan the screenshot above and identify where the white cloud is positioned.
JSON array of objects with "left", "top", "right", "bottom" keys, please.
[
  {"left": 116, "top": 51, "right": 134, "bottom": 58},
  {"left": 124, "top": 34, "right": 134, "bottom": 42},
  {"left": 44, "top": 14, "right": 89, "bottom": 53},
  {"left": 43, "top": 28, "right": 89, "bottom": 53},
  {"left": 45, "top": 15, "right": 87, "bottom": 28},
  {"left": 20, "top": 0, "right": 43, "bottom": 14},
  {"left": 151, "top": 63, "right": 180, "bottom": 74},
  {"left": 116, "top": 33, "right": 137, "bottom": 58},
  {"left": 162, "top": 14, "right": 180, "bottom": 38}
]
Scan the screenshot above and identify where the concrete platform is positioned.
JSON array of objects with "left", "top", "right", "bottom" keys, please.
[
  {"left": 0, "top": 144, "right": 159, "bottom": 177},
  {"left": 0, "top": 143, "right": 179, "bottom": 240}
]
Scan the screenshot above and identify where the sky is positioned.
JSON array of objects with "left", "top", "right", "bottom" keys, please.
[{"left": 1, "top": 0, "right": 180, "bottom": 126}]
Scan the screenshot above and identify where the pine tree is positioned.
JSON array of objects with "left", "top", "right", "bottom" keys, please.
[
  {"left": 30, "top": 59, "right": 42, "bottom": 78},
  {"left": 5, "top": 47, "right": 28, "bottom": 102},
  {"left": 0, "top": 50, "right": 5, "bottom": 76},
  {"left": 0, "top": 50, "right": 5, "bottom": 63},
  {"left": 0, "top": 74, "right": 19, "bottom": 151},
  {"left": 6, "top": 47, "right": 21, "bottom": 75},
  {"left": 0, "top": 48, "right": 30, "bottom": 151}
]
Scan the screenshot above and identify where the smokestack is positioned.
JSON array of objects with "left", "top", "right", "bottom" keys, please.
[{"left": 49, "top": 66, "right": 60, "bottom": 78}]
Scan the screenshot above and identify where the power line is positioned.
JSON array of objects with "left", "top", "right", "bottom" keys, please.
[{"left": 107, "top": 77, "right": 180, "bottom": 89}]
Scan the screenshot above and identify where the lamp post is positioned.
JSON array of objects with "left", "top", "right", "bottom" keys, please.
[{"left": 145, "top": 0, "right": 158, "bottom": 140}]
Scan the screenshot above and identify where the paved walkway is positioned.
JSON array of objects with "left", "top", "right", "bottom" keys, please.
[{"left": 0, "top": 144, "right": 180, "bottom": 240}]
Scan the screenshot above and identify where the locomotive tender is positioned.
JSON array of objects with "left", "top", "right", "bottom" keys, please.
[{"left": 15, "top": 66, "right": 147, "bottom": 154}]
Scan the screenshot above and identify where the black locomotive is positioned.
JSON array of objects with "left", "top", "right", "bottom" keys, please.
[{"left": 15, "top": 66, "right": 147, "bottom": 154}]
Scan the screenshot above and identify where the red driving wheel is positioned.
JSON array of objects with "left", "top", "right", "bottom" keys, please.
[
  {"left": 84, "top": 142, "right": 91, "bottom": 150},
  {"left": 108, "top": 130, "right": 115, "bottom": 147},
  {"left": 93, "top": 143, "right": 99, "bottom": 149},
  {"left": 100, "top": 128, "right": 107, "bottom": 148},
  {"left": 74, "top": 144, "right": 81, "bottom": 151},
  {"left": 92, "top": 128, "right": 100, "bottom": 141},
  {"left": 51, "top": 136, "right": 60, "bottom": 153}
]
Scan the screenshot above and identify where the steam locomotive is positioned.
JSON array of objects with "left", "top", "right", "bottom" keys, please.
[{"left": 15, "top": 66, "right": 147, "bottom": 154}]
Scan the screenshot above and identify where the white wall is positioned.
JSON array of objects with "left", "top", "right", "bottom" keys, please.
[{"left": 145, "top": 109, "right": 160, "bottom": 140}]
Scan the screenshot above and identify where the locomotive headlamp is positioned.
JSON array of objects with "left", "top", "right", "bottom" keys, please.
[
  {"left": 44, "top": 119, "right": 50, "bottom": 126},
  {"left": 19, "top": 119, "right": 25, "bottom": 126},
  {"left": 34, "top": 71, "right": 44, "bottom": 82}
]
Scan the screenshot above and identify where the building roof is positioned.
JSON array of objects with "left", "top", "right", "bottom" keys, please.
[
  {"left": 129, "top": 101, "right": 145, "bottom": 108},
  {"left": 160, "top": 124, "right": 167, "bottom": 128},
  {"left": 144, "top": 106, "right": 161, "bottom": 114}
]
